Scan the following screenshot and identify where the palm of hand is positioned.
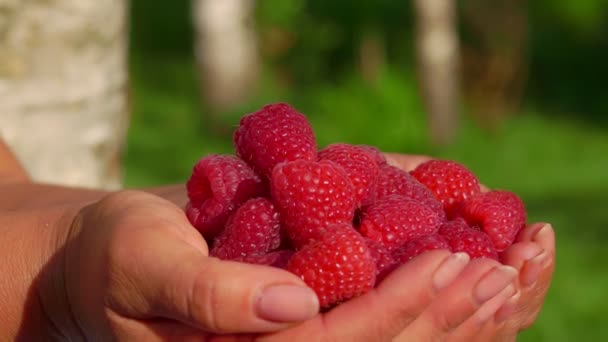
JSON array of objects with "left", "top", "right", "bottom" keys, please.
[{"left": 50, "top": 171, "right": 554, "bottom": 341}]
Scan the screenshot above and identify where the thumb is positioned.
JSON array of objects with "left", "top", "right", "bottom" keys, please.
[{"left": 138, "top": 237, "right": 320, "bottom": 334}]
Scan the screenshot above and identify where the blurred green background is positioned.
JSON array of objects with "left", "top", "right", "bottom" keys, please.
[{"left": 125, "top": 1, "right": 608, "bottom": 340}]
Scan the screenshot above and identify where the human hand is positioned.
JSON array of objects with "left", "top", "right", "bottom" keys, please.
[
  {"left": 34, "top": 190, "right": 522, "bottom": 342},
  {"left": 254, "top": 251, "right": 517, "bottom": 342},
  {"left": 38, "top": 191, "right": 320, "bottom": 340},
  {"left": 384, "top": 152, "right": 555, "bottom": 341},
  {"left": 444, "top": 222, "right": 555, "bottom": 342}
]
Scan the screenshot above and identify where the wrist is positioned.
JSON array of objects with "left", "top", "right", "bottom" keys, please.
[
  {"left": 0, "top": 182, "right": 108, "bottom": 211},
  {"left": 0, "top": 204, "right": 83, "bottom": 340}
]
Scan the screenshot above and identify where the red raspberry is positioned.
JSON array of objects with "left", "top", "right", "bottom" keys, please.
[
  {"left": 318, "top": 143, "right": 380, "bottom": 206},
  {"left": 393, "top": 234, "right": 451, "bottom": 263},
  {"left": 359, "top": 195, "right": 443, "bottom": 251},
  {"left": 374, "top": 164, "right": 446, "bottom": 220},
  {"left": 358, "top": 145, "right": 387, "bottom": 166},
  {"left": 186, "top": 155, "right": 267, "bottom": 238},
  {"left": 234, "top": 103, "right": 317, "bottom": 179},
  {"left": 287, "top": 224, "right": 376, "bottom": 308},
  {"left": 456, "top": 190, "right": 527, "bottom": 252},
  {"left": 364, "top": 238, "right": 398, "bottom": 284},
  {"left": 271, "top": 160, "right": 356, "bottom": 249},
  {"left": 439, "top": 219, "right": 499, "bottom": 260},
  {"left": 210, "top": 198, "right": 281, "bottom": 260},
  {"left": 234, "top": 250, "right": 294, "bottom": 269},
  {"left": 410, "top": 159, "right": 481, "bottom": 217},
  {"left": 437, "top": 217, "right": 471, "bottom": 241}
]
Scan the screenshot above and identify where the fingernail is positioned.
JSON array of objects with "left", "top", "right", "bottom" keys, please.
[
  {"left": 474, "top": 266, "right": 518, "bottom": 304},
  {"left": 257, "top": 285, "right": 319, "bottom": 323},
  {"left": 532, "top": 224, "right": 552, "bottom": 242},
  {"left": 494, "top": 289, "right": 521, "bottom": 324},
  {"left": 433, "top": 252, "right": 470, "bottom": 291},
  {"left": 476, "top": 284, "right": 517, "bottom": 324},
  {"left": 522, "top": 251, "right": 547, "bottom": 287}
]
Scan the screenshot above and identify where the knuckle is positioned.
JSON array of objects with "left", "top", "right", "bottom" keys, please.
[{"left": 190, "top": 263, "right": 225, "bottom": 332}]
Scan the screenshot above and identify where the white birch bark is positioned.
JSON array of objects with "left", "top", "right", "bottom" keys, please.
[
  {"left": 414, "top": 0, "right": 460, "bottom": 146},
  {"left": 193, "top": 0, "right": 259, "bottom": 114},
  {"left": 0, "top": 0, "right": 129, "bottom": 189}
]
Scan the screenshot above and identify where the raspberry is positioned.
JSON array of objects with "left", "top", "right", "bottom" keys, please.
[
  {"left": 186, "top": 155, "right": 267, "bottom": 238},
  {"left": 234, "top": 250, "right": 294, "bottom": 269},
  {"left": 456, "top": 190, "right": 527, "bottom": 252},
  {"left": 271, "top": 160, "right": 356, "bottom": 249},
  {"left": 364, "top": 238, "right": 398, "bottom": 284},
  {"left": 439, "top": 219, "right": 499, "bottom": 260},
  {"left": 210, "top": 198, "right": 281, "bottom": 260},
  {"left": 358, "top": 145, "right": 387, "bottom": 166},
  {"left": 318, "top": 143, "right": 380, "bottom": 206},
  {"left": 287, "top": 224, "right": 376, "bottom": 308},
  {"left": 393, "top": 234, "right": 451, "bottom": 263},
  {"left": 437, "top": 217, "right": 471, "bottom": 241},
  {"left": 359, "top": 194, "right": 443, "bottom": 251},
  {"left": 234, "top": 103, "right": 317, "bottom": 179},
  {"left": 374, "top": 164, "right": 446, "bottom": 220},
  {"left": 411, "top": 159, "right": 481, "bottom": 217}
]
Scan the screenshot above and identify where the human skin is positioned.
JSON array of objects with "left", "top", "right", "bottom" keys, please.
[
  {"left": 385, "top": 152, "right": 556, "bottom": 341},
  {"left": 0, "top": 141, "right": 554, "bottom": 340}
]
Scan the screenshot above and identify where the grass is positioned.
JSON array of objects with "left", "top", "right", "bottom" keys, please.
[{"left": 125, "top": 53, "right": 608, "bottom": 341}]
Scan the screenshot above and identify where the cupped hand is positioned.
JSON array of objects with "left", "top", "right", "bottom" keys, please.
[
  {"left": 41, "top": 190, "right": 319, "bottom": 340},
  {"left": 37, "top": 189, "right": 523, "bottom": 342},
  {"left": 385, "top": 152, "right": 556, "bottom": 341},
  {"left": 256, "top": 252, "right": 517, "bottom": 342},
  {"left": 447, "top": 223, "right": 555, "bottom": 342}
]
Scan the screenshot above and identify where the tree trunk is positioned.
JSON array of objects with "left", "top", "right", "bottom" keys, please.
[
  {"left": 0, "top": 0, "right": 129, "bottom": 189},
  {"left": 462, "top": 0, "right": 528, "bottom": 130},
  {"left": 193, "top": 0, "right": 259, "bottom": 116},
  {"left": 413, "top": 0, "right": 460, "bottom": 146},
  {"left": 359, "top": 29, "right": 385, "bottom": 86}
]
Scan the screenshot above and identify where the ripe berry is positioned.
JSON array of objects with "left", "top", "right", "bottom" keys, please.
[
  {"left": 318, "top": 143, "right": 380, "bottom": 206},
  {"left": 359, "top": 194, "right": 443, "bottom": 251},
  {"left": 287, "top": 224, "right": 376, "bottom": 308},
  {"left": 234, "top": 250, "right": 294, "bottom": 269},
  {"left": 393, "top": 234, "right": 451, "bottom": 263},
  {"left": 439, "top": 218, "right": 499, "bottom": 260},
  {"left": 411, "top": 159, "right": 481, "bottom": 217},
  {"left": 456, "top": 191, "right": 527, "bottom": 252},
  {"left": 271, "top": 160, "right": 356, "bottom": 249},
  {"left": 210, "top": 198, "right": 281, "bottom": 260},
  {"left": 364, "top": 238, "right": 398, "bottom": 284},
  {"left": 358, "top": 145, "right": 387, "bottom": 166},
  {"left": 186, "top": 155, "right": 267, "bottom": 239},
  {"left": 234, "top": 103, "right": 317, "bottom": 179},
  {"left": 374, "top": 164, "right": 446, "bottom": 220}
]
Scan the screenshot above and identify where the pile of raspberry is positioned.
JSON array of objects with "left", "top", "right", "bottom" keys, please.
[{"left": 185, "top": 103, "right": 527, "bottom": 308}]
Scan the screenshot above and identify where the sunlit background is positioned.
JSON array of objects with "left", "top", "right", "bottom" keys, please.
[
  {"left": 125, "top": 1, "right": 608, "bottom": 340},
  {"left": 2, "top": 0, "right": 606, "bottom": 340}
]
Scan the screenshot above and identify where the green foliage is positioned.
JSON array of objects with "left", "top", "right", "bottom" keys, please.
[
  {"left": 532, "top": 0, "right": 608, "bottom": 34},
  {"left": 126, "top": 1, "right": 608, "bottom": 340}
]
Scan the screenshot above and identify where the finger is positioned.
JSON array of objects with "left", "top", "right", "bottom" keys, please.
[
  {"left": 107, "top": 312, "right": 210, "bottom": 342},
  {"left": 258, "top": 251, "right": 469, "bottom": 342},
  {"left": 396, "top": 259, "right": 518, "bottom": 341},
  {"left": 137, "top": 240, "right": 319, "bottom": 334},
  {"left": 516, "top": 222, "right": 553, "bottom": 245},
  {"left": 101, "top": 192, "right": 319, "bottom": 334},
  {"left": 500, "top": 241, "right": 544, "bottom": 271},
  {"left": 493, "top": 289, "right": 522, "bottom": 325},
  {"left": 452, "top": 224, "right": 556, "bottom": 340},
  {"left": 97, "top": 190, "right": 209, "bottom": 255},
  {"left": 384, "top": 153, "right": 432, "bottom": 171},
  {"left": 513, "top": 223, "right": 555, "bottom": 304},
  {"left": 145, "top": 184, "right": 190, "bottom": 209}
]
